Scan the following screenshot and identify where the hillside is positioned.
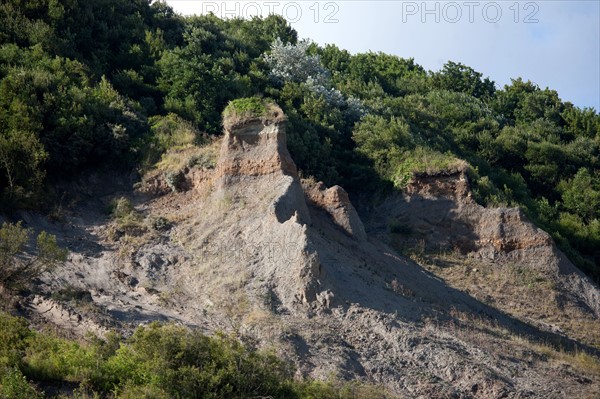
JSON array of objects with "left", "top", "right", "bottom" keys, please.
[
  {"left": 1, "top": 107, "right": 596, "bottom": 398},
  {"left": 1, "top": 1, "right": 599, "bottom": 398}
]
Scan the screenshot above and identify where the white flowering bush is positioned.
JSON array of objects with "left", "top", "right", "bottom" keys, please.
[
  {"left": 264, "top": 39, "right": 367, "bottom": 119},
  {"left": 263, "top": 38, "right": 329, "bottom": 85},
  {"left": 345, "top": 96, "right": 367, "bottom": 119},
  {"left": 305, "top": 77, "right": 345, "bottom": 107}
]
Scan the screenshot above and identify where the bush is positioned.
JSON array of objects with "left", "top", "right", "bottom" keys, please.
[
  {"left": 0, "top": 222, "right": 67, "bottom": 291},
  {"left": 107, "top": 197, "right": 146, "bottom": 237},
  {"left": 0, "top": 312, "right": 389, "bottom": 399},
  {"left": 24, "top": 334, "right": 97, "bottom": 383},
  {"left": 165, "top": 170, "right": 186, "bottom": 192},
  {"left": 0, "top": 367, "right": 42, "bottom": 399},
  {"left": 150, "top": 217, "right": 171, "bottom": 232},
  {"left": 143, "top": 114, "right": 202, "bottom": 167},
  {"left": 0, "top": 313, "right": 31, "bottom": 369},
  {"left": 264, "top": 38, "right": 328, "bottom": 85}
]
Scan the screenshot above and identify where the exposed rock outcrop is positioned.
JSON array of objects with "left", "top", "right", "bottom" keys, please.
[
  {"left": 175, "top": 117, "right": 323, "bottom": 313},
  {"left": 369, "top": 169, "right": 600, "bottom": 317},
  {"left": 303, "top": 181, "right": 367, "bottom": 241},
  {"left": 25, "top": 110, "right": 600, "bottom": 398},
  {"left": 215, "top": 122, "right": 298, "bottom": 181}
]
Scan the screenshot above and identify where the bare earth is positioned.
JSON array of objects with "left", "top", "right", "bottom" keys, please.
[{"left": 19, "top": 118, "right": 600, "bottom": 398}]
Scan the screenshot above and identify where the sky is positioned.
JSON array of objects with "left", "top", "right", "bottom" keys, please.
[{"left": 166, "top": 1, "right": 600, "bottom": 110}]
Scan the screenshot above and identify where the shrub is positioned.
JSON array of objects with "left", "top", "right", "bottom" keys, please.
[
  {"left": 264, "top": 38, "right": 328, "bottom": 85},
  {"left": 165, "top": 170, "right": 186, "bottom": 192},
  {"left": 0, "top": 222, "right": 67, "bottom": 291},
  {"left": 0, "top": 313, "right": 31, "bottom": 369},
  {"left": 0, "top": 312, "right": 389, "bottom": 399},
  {"left": 0, "top": 367, "right": 42, "bottom": 399},
  {"left": 143, "top": 114, "right": 202, "bottom": 167},
  {"left": 186, "top": 152, "right": 216, "bottom": 170},
  {"left": 150, "top": 217, "right": 171, "bottom": 232},
  {"left": 107, "top": 197, "right": 146, "bottom": 237},
  {"left": 109, "top": 197, "right": 136, "bottom": 220},
  {"left": 24, "top": 334, "right": 97, "bottom": 383}
]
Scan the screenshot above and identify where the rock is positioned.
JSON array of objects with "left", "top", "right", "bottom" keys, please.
[
  {"left": 26, "top": 107, "right": 600, "bottom": 399},
  {"left": 304, "top": 181, "right": 367, "bottom": 241},
  {"left": 370, "top": 169, "right": 600, "bottom": 317}
]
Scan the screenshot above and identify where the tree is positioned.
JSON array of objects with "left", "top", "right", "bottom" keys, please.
[
  {"left": 558, "top": 168, "right": 600, "bottom": 223},
  {"left": 562, "top": 105, "right": 600, "bottom": 138},
  {"left": 0, "top": 222, "right": 67, "bottom": 291},
  {"left": 433, "top": 61, "right": 495, "bottom": 100},
  {"left": 0, "top": 130, "right": 47, "bottom": 206},
  {"left": 158, "top": 15, "right": 290, "bottom": 133},
  {"left": 346, "top": 52, "right": 427, "bottom": 97}
]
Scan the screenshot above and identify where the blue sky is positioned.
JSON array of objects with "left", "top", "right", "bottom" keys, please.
[{"left": 166, "top": 1, "right": 600, "bottom": 110}]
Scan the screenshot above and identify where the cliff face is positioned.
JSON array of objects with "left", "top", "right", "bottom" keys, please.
[
  {"left": 25, "top": 116, "right": 600, "bottom": 398},
  {"left": 369, "top": 170, "right": 600, "bottom": 318},
  {"left": 174, "top": 119, "right": 321, "bottom": 312}
]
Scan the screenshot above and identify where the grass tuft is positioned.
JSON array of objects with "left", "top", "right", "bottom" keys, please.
[{"left": 222, "top": 97, "right": 285, "bottom": 131}]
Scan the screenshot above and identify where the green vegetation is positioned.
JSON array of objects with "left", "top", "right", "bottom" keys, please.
[
  {"left": 0, "top": 312, "right": 387, "bottom": 398},
  {"left": 107, "top": 197, "right": 147, "bottom": 239},
  {"left": 0, "top": 222, "right": 66, "bottom": 291},
  {"left": 223, "top": 97, "right": 269, "bottom": 120},
  {"left": 144, "top": 113, "right": 201, "bottom": 167},
  {"left": 0, "top": 2, "right": 599, "bottom": 283},
  {"left": 222, "top": 97, "right": 285, "bottom": 130}
]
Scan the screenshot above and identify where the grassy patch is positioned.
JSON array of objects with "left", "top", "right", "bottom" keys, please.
[
  {"left": 222, "top": 97, "right": 285, "bottom": 130},
  {"left": 141, "top": 113, "right": 204, "bottom": 169},
  {"left": 155, "top": 139, "right": 219, "bottom": 176},
  {"left": 414, "top": 249, "right": 600, "bottom": 349},
  {"left": 393, "top": 147, "right": 468, "bottom": 188}
]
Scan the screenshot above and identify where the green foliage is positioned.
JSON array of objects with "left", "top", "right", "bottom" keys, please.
[
  {"left": 0, "top": 46, "right": 149, "bottom": 207},
  {"left": 558, "top": 168, "right": 600, "bottom": 222},
  {"left": 158, "top": 14, "right": 292, "bottom": 133},
  {"left": 151, "top": 113, "right": 198, "bottom": 149},
  {"left": 25, "top": 333, "right": 97, "bottom": 383},
  {"left": 0, "top": 222, "right": 67, "bottom": 291},
  {"left": 432, "top": 61, "right": 495, "bottom": 100},
  {"left": 0, "top": 367, "right": 42, "bottom": 399},
  {"left": 341, "top": 52, "right": 428, "bottom": 97},
  {"left": 223, "top": 97, "right": 269, "bottom": 121},
  {"left": 0, "top": 313, "right": 31, "bottom": 369},
  {"left": 143, "top": 113, "right": 200, "bottom": 167},
  {"left": 99, "top": 324, "right": 295, "bottom": 398},
  {"left": 0, "top": 313, "right": 387, "bottom": 398},
  {"left": 109, "top": 198, "right": 136, "bottom": 220},
  {"left": 165, "top": 170, "right": 186, "bottom": 193},
  {"left": 392, "top": 147, "right": 467, "bottom": 188},
  {"left": 108, "top": 197, "right": 146, "bottom": 236},
  {"left": 353, "top": 115, "right": 413, "bottom": 175}
]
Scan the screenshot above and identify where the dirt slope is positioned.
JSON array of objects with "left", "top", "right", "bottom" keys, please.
[
  {"left": 17, "top": 116, "right": 600, "bottom": 398},
  {"left": 367, "top": 170, "right": 600, "bottom": 346}
]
